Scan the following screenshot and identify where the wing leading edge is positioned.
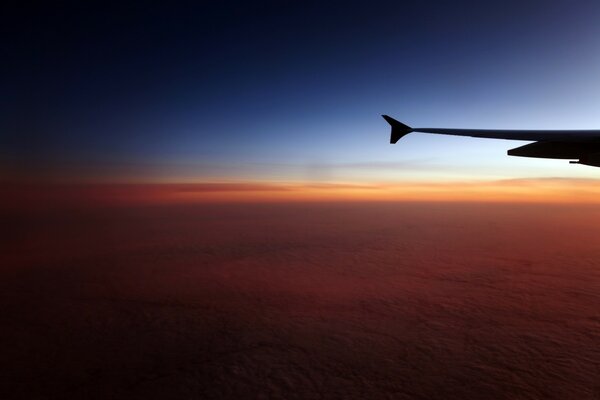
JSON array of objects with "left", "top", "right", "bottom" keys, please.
[{"left": 382, "top": 115, "right": 600, "bottom": 167}]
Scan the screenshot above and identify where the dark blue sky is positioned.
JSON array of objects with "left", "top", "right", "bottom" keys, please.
[{"left": 4, "top": 1, "right": 600, "bottom": 182}]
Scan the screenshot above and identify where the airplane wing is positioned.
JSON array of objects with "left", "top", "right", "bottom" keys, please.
[{"left": 382, "top": 115, "right": 600, "bottom": 167}]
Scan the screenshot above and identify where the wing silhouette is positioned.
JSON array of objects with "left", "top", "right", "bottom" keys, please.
[{"left": 383, "top": 115, "right": 600, "bottom": 167}]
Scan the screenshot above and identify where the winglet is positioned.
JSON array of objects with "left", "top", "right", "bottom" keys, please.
[{"left": 382, "top": 115, "right": 413, "bottom": 144}]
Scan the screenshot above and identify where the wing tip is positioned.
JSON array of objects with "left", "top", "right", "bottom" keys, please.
[{"left": 382, "top": 115, "right": 412, "bottom": 144}]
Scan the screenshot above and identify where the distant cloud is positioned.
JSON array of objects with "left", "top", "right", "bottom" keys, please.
[
  {"left": 300, "top": 183, "right": 387, "bottom": 190},
  {"left": 494, "top": 177, "right": 600, "bottom": 185},
  {"left": 173, "top": 183, "right": 290, "bottom": 192},
  {"left": 4, "top": 176, "right": 600, "bottom": 209}
]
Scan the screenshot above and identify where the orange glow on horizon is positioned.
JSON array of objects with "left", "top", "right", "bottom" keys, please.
[{"left": 3, "top": 178, "right": 600, "bottom": 209}]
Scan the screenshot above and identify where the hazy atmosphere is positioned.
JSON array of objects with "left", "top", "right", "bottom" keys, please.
[{"left": 3, "top": 1, "right": 600, "bottom": 399}]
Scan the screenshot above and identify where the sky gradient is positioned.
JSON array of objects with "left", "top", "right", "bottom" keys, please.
[
  {"left": 4, "top": 1, "right": 600, "bottom": 199},
  {"left": 5, "top": 5, "right": 600, "bottom": 397}
]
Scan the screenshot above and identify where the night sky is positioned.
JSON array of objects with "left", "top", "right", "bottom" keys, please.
[{"left": 4, "top": 1, "right": 600, "bottom": 187}]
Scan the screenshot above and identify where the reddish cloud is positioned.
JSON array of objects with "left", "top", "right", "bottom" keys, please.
[{"left": 3, "top": 178, "right": 600, "bottom": 212}]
